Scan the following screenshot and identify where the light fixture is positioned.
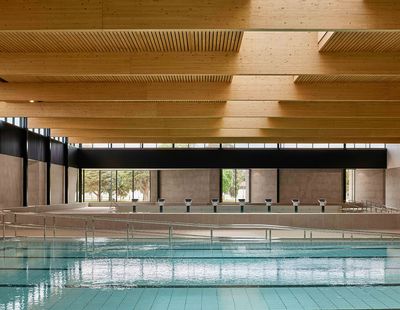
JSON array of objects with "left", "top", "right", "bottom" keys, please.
[{"left": 29, "top": 100, "right": 35, "bottom": 103}]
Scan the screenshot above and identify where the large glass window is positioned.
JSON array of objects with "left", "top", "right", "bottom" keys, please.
[
  {"left": 83, "top": 170, "right": 100, "bottom": 202},
  {"left": 134, "top": 170, "right": 151, "bottom": 201},
  {"left": 222, "top": 169, "right": 250, "bottom": 202},
  {"left": 100, "top": 170, "right": 116, "bottom": 201},
  {"left": 116, "top": 170, "right": 133, "bottom": 201},
  {"left": 83, "top": 169, "right": 151, "bottom": 202}
]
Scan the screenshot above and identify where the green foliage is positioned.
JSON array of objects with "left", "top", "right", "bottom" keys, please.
[
  {"left": 134, "top": 170, "right": 150, "bottom": 201},
  {"left": 222, "top": 169, "right": 236, "bottom": 198},
  {"left": 84, "top": 170, "right": 150, "bottom": 202}
]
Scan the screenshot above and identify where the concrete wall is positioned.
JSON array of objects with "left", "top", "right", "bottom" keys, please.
[
  {"left": 28, "top": 160, "right": 46, "bottom": 206},
  {"left": 386, "top": 144, "right": 400, "bottom": 209},
  {"left": 51, "top": 164, "right": 64, "bottom": 204},
  {"left": 160, "top": 169, "right": 219, "bottom": 203},
  {"left": 279, "top": 169, "right": 343, "bottom": 204},
  {"left": 68, "top": 167, "right": 78, "bottom": 203},
  {"left": 250, "top": 169, "right": 278, "bottom": 203},
  {"left": 150, "top": 170, "right": 158, "bottom": 202},
  {"left": 0, "top": 154, "right": 23, "bottom": 209},
  {"left": 386, "top": 168, "right": 400, "bottom": 208},
  {"left": 355, "top": 169, "right": 385, "bottom": 204}
]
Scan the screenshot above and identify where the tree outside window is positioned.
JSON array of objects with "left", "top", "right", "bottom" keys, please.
[{"left": 222, "top": 169, "right": 250, "bottom": 202}]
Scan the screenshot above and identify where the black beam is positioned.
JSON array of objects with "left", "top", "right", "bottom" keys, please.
[
  {"left": 342, "top": 169, "right": 347, "bottom": 203},
  {"left": 22, "top": 126, "right": 28, "bottom": 207},
  {"left": 156, "top": 170, "right": 161, "bottom": 200},
  {"left": 276, "top": 168, "right": 280, "bottom": 203},
  {"left": 76, "top": 149, "right": 387, "bottom": 169},
  {"left": 78, "top": 168, "right": 83, "bottom": 202},
  {"left": 219, "top": 169, "right": 223, "bottom": 202},
  {"left": 64, "top": 139, "right": 69, "bottom": 204},
  {"left": 45, "top": 136, "right": 51, "bottom": 205}
]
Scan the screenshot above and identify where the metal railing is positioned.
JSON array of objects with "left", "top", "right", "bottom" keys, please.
[
  {"left": 1, "top": 210, "right": 400, "bottom": 244},
  {"left": 342, "top": 200, "right": 399, "bottom": 213}
]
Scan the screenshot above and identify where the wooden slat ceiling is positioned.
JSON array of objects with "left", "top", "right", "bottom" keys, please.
[
  {"left": 319, "top": 31, "right": 400, "bottom": 52},
  {"left": 294, "top": 75, "right": 400, "bottom": 83},
  {"left": 0, "top": 1, "right": 400, "bottom": 143},
  {"left": 0, "top": 30, "right": 243, "bottom": 53},
  {"left": 0, "top": 75, "right": 233, "bottom": 83}
]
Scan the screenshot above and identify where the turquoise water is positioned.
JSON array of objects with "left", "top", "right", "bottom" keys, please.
[{"left": 1, "top": 238, "right": 400, "bottom": 309}]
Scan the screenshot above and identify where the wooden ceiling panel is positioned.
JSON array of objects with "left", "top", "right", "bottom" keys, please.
[
  {"left": 0, "top": 31, "right": 243, "bottom": 53},
  {"left": 0, "top": 75, "right": 233, "bottom": 83},
  {"left": 294, "top": 75, "right": 400, "bottom": 83},
  {"left": 68, "top": 137, "right": 400, "bottom": 144},
  {"left": 320, "top": 31, "right": 400, "bottom": 52}
]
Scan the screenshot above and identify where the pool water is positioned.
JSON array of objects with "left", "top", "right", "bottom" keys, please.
[{"left": 1, "top": 238, "right": 400, "bottom": 309}]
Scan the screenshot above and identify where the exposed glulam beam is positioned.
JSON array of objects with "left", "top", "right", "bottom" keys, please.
[
  {"left": 3, "top": 101, "right": 400, "bottom": 118},
  {"left": 2, "top": 33, "right": 400, "bottom": 76},
  {"left": 68, "top": 137, "right": 400, "bottom": 144},
  {"left": 29, "top": 117, "right": 400, "bottom": 130},
  {"left": 0, "top": 77, "right": 399, "bottom": 101},
  {"left": 1, "top": 1, "right": 399, "bottom": 30},
  {"left": 51, "top": 128, "right": 400, "bottom": 138}
]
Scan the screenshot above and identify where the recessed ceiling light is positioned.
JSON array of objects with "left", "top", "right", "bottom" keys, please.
[{"left": 29, "top": 100, "right": 35, "bottom": 103}]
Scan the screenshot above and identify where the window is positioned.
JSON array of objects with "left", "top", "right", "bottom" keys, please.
[
  {"left": 100, "top": 170, "right": 116, "bottom": 201},
  {"left": 157, "top": 143, "right": 173, "bottom": 148},
  {"left": 116, "top": 170, "right": 133, "bottom": 201},
  {"left": 83, "top": 170, "right": 100, "bottom": 202},
  {"left": 83, "top": 169, "right": 151, "bottom": 202},
  {"left": 133, "top": 170, "right": 151, "bottom": 201},
  {"left": 222, "top": 169, "right": 250, "bottom": 202}
]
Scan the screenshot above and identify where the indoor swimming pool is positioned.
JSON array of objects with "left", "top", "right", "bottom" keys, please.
[{"left": 1, "top": 238, "right": 400, "bottom": 309}]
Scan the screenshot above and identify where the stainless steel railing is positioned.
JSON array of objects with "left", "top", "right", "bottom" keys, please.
[
  {"left": 1, "top": 210, "right": 400, "bottom": 244},
  {"left": 342, "top": 200, "right": 399, "bottom": 213}
]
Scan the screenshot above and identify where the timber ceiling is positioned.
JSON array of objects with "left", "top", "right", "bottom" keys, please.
[{"left": 0, "top": 0, "right": 400, "bottom": 143}]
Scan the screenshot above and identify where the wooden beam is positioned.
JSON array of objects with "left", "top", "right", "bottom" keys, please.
[
  {"left": 68, "top": 137, "right": 400, "bottom": 144},
  {"left": 1, "top": 1, "right": 399, "bottom": 30},
  {"left": 2, "top": 33, "right": 400, "bottom": 76},
  {"left": 51, "top": 128, "right": 400, "bottom": 138},
  {"left": 0, "top": 77, "right": 399, "bottom": 101},
  {"left": 3, "top": 101, "right": 400, "bottom": 118},
  {"left": 29, "top": 117, "right": 400, "bottom": 130}
]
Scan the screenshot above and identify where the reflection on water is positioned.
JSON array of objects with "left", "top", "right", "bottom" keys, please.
[{"left": 0, "top": 239, "right": 400, "bottom": 308}]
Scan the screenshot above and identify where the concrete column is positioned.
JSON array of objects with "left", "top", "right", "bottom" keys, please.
[{"left": 355, "top": 169, "right": 385, "bottom": 204}]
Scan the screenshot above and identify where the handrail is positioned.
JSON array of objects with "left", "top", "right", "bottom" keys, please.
[
  {"left": 2, "top": 210, "right": 400, "bottom": 241},
  {"left": 342, "top": 201, "right": 399, "bottom": 213}
]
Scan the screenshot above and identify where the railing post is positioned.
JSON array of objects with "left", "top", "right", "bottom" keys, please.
[
  {"left": 85, "top": 220, "right": 88, "bottom": 244},
  {"left": 2, "top": 214, "right": 5, "bottom": 240},
  {"left": 342, "top": 232, "right": 345, "bottom": 239},
  {"left": 268, "top": 229, "right": 272, "bottom": 241},
  {"left": 265, "top": 229, "right": 268, "bottom": 240},
  {"left": 91, "top": 217, "right": 95, "bottom": 244},
  {"left": 43, "top": 217, "right": 46, "bottom": 240},
  {"left": 168, "top": 225, "right": 173, "bottom": 246},
  {"left": 310, "top": 231, "right": 313, "bottom": 240},
  {"left": 126, "top": 223, "right": 129, "bottom": 240},
  {"left": 210, "top": 228, "right": 213, "bottom": 243},
  {"left": 14, "top": 214, "right": 17, "bottom": 237},
  {"left": 303, "top": 230, "right": 306, "bottom": 239},
  {"left": 53, "top": 216, "right": 56, "bottom": 238}
]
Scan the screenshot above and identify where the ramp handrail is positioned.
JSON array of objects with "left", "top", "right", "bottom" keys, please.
[{"left": 1, "top": 210, "right": 400, "bottom": 243}]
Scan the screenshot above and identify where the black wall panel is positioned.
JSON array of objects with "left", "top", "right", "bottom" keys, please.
[
  {"left": 0, "top": 121, "right": 24, "bottom": 157},
  {"left": 68, "top": 146, "right": 79, "bottom": 168},
  {"left": 28, "top": 131, "right": 47, "bottom": 161},
  {"left": 76, "top": 149, "right": 387, "bottom": 169},
  {"left": 50, "top": 140, "right": 65, "bottom": 165}
]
